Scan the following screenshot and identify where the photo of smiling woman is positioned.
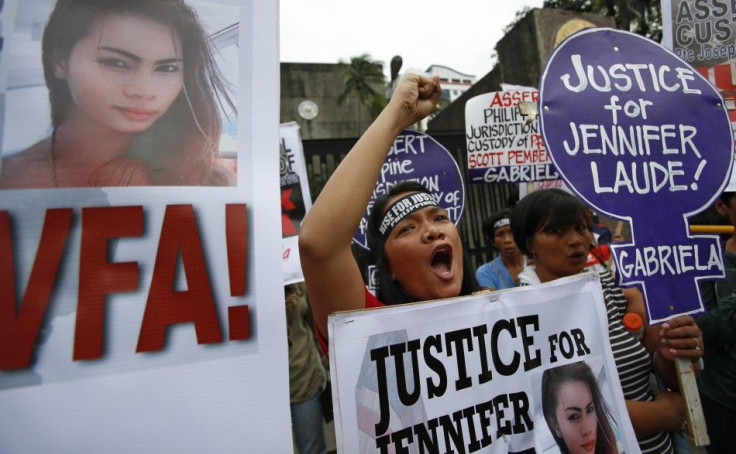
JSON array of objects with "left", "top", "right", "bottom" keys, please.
[
  {"left": 0, "top": 0, "right": 236, "bottom": 188},
  {"left": 541, "top": 362, "right": 619, "bottom": 454}
]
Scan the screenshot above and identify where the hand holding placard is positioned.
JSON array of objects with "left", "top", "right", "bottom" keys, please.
[
  {"left": 540, "top": 27, "right": 731, "bottom": 448},
  {"left": 540, "top": 28, "right": 733, "bottom": 323}
]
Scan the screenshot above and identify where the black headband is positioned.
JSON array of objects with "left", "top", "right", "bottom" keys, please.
[
  {"left": 378, "top": 192, "right": 440, "bottom": 236},
  {"left": 492, "top": 217, "right": 510, "bottom": 233}
]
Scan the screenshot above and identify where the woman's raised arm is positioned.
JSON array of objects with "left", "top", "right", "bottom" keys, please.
[{"left": 299, "top": 74, "right": 441, "bottom": 339}]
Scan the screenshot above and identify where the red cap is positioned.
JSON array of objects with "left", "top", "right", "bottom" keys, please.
[{"left": 622, "top": 312, "right": 643, "bottom": 331}]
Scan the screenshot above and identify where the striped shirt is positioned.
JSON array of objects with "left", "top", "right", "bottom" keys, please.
[
  {"left": 520, "top": 268, "right": 673, "bottom": 453},
  {"left": 598, "top": 270, "right": 673, "bottom": 454}
]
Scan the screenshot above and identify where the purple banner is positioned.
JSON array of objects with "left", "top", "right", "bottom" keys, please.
[
  {"left": 540, "top": 28, "right": 733, "bottom": 322},
  {"left": 353, "top": 130, "right": 465, "bottom": 250}
]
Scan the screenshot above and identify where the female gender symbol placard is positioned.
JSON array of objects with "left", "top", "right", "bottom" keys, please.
[
  {"left": 352, "top": 129, "right": 465, "bottom": 250},
  {"left": 540, "top": 28, "right": 733, "bottom": 323}
]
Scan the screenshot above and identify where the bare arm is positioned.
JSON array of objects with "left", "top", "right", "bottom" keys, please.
[
  {"left": 622, "top": 287, "right": 703, "bottom": 390},
  {"left": 621, "top": 287, "right": 659, "bottom": 353},
  {"left": 622, "top": 291, "right": 691, "bottom": 438},
  {"left": 625, "top": 390, "right": 686, "bottom": 438},
  {"left": 299, "top": 74, "right": 441, "bottom": 340}
]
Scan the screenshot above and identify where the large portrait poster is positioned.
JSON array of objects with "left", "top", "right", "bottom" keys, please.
[
  {"left": 0, "top": 0, "right": 290, "bottom": 452},
  {"left": 329, "top": 273, "right": 639, "bottom": 453}
]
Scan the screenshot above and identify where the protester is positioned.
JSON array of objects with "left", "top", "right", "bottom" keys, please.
[
  {"left": 511, "top": 188, "right": 704, "bottom": 454},
  {"left": 299, "top": 74, "right": 478, "bottom": 351},
  {"left": 541, "top": 361, "right": 618, "bottom": 454},
  {"left": 476, "top": 208, "right": 525, "bottom": 290},
  {"left": 587, "top": 208, "right": 624, "bottom": 246},
  {"left": 696, "top": 191, "right": 736, "bottom": 453},
  {"left": 285, "top": 282, "right": 329, "bottom": 454},
  {"left": 583, "top": 208, "right": 625, "bottom": 274},
  {"left": 0, "top": 0, "right": 235, "bottom": 188}
]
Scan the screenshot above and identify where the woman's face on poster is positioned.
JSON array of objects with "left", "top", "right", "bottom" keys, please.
[
  {"left": 553, "top": 380, "right": 598, "bottom": 454},
  {"left": 55, "top": 14, "right": 184, "bottom": 134}
]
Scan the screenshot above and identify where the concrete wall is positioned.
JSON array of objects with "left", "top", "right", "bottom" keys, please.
[
  {"left": 280, "top": 62, "right": 382, "bottom": 140},
  {"left": 427, "top": 8, "right": 615, "bottom": 133}
]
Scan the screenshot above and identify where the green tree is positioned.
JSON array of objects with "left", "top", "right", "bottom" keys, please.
[
  {"left": 503, "top": 6, "right": 534, "bottom": 34},
  {"left": 337, "top": 53, "right": 387, "bottom": 119},
  {"left": 543, "top": 0, "right": 662, "bottom": 42}
]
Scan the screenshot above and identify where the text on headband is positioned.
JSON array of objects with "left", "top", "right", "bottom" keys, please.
[{"left": 378, "top": 192, "right": 440, "bottom": 236}]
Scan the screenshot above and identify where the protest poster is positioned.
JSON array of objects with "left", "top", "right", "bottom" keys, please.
[
  {"left": 518, "top": 179, "right": 568, "bottom": 198},
  {"left": 353, "top": 129, "right": 465, "bottom": 250},
  {"left": 329, "top": 273, "right": 639, "bottom": 453},
  {"left": 465, "top": 89, "right": 559, "bottom": 184},
  {"left": 661, "top": 0, "right": 736, "bottom": 190},
  {"left": 661, "top": 0, "right": 736, "bottom": 67},
  {"left": 0, "top": 0, "right": 290, "bottom": 452},
  {"left": 539, "top": 27, "right": 733, "bottom": 323},
  {"left": 280, "top": 121, "right": 311, "bottom": 285},
  {"left": 352, "top": 129, "right": 465, "bottom": 293}
]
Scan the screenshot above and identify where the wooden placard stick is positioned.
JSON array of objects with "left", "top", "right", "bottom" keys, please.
[
  {"left": 675, "top": 357, "right": 710, "bottom": 448},
  {"left": 689, "top": 225, "right": 735, "bottom": 234}
]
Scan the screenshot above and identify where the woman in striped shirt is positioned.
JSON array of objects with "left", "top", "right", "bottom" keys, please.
[{"left": 511, "top": 188, "right": 704, "bottom": 454}]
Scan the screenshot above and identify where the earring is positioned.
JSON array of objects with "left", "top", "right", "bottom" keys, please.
[
  {"left": 53, "top": 60, "right": 67, "bottom": 79},
  {"left": 551, "top": 422, "right": 561, "bottom": 437}
]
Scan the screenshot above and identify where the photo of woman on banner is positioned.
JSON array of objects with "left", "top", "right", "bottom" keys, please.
[
  {"left": 299, "top": 74, "right": 478, "bottom": 354},
  {"left": 0, "top": 0, "right": 236, "bottom": 188},
  {"left": 541, "top": 361, "right": 618, "bottom": 454},
  {"left": 511, "top": 188, "right": 704, "bottom": 454}
]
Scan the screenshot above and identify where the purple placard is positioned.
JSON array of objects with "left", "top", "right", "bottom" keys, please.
[
  {"left": 353, "top": 129, "right": 465, "bottom": 250},
  {"left": 540, "top": 28, "right": 733, "bottom": 323}
]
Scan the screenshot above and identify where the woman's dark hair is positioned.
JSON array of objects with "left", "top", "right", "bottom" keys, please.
[
  {"left": 541, "top": 361, "right": 618, "bottom": 454},
  {"left": 42, "top": 0, "right": 235, "bottom": 185},
  {"left": 366, "top": 181, "right": 478, "bottom": 304},
  {"left": 482, "top": 208, "right": 512, "bottom": 250},
  {"left": 720, "top": 191, "right": 736, "bottom": 205},
  {"left": 510, "top": 189, "right": 589, "bottom": 258}
]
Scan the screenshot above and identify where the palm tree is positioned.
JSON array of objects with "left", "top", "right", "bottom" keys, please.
[{"left": 337, "top": 53, "right": 387, "bottom": 119}]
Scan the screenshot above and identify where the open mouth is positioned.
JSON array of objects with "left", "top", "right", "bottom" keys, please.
[
  {"left": 431, "top": 247, "right": 453, "bottom": 277},
  {"left": 569, "top": 251, "right": 586, "bottom": 260}
]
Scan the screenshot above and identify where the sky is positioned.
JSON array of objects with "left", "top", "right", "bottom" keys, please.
[{"left": 280, "top": 0, "right": 545, "bottom": 81}]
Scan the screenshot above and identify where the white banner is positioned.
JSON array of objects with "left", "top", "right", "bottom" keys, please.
[
  {"left": 465, "top": 90, "right": 558, "bottom": 184},
  {"left": 329, "top": 273, "right": 639, "bottom": 453},
  {"left": 661, "top": 0, "right": 736, "bottom": 191},
  {"left": 661, "top": 0, "right": 736, "bottom": 67},
  {"left": 280, "top": 121, "right": 312, "bottom": 285},
  {"left": 0, "top": 0, "right": 290, "bottom": 452}
]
